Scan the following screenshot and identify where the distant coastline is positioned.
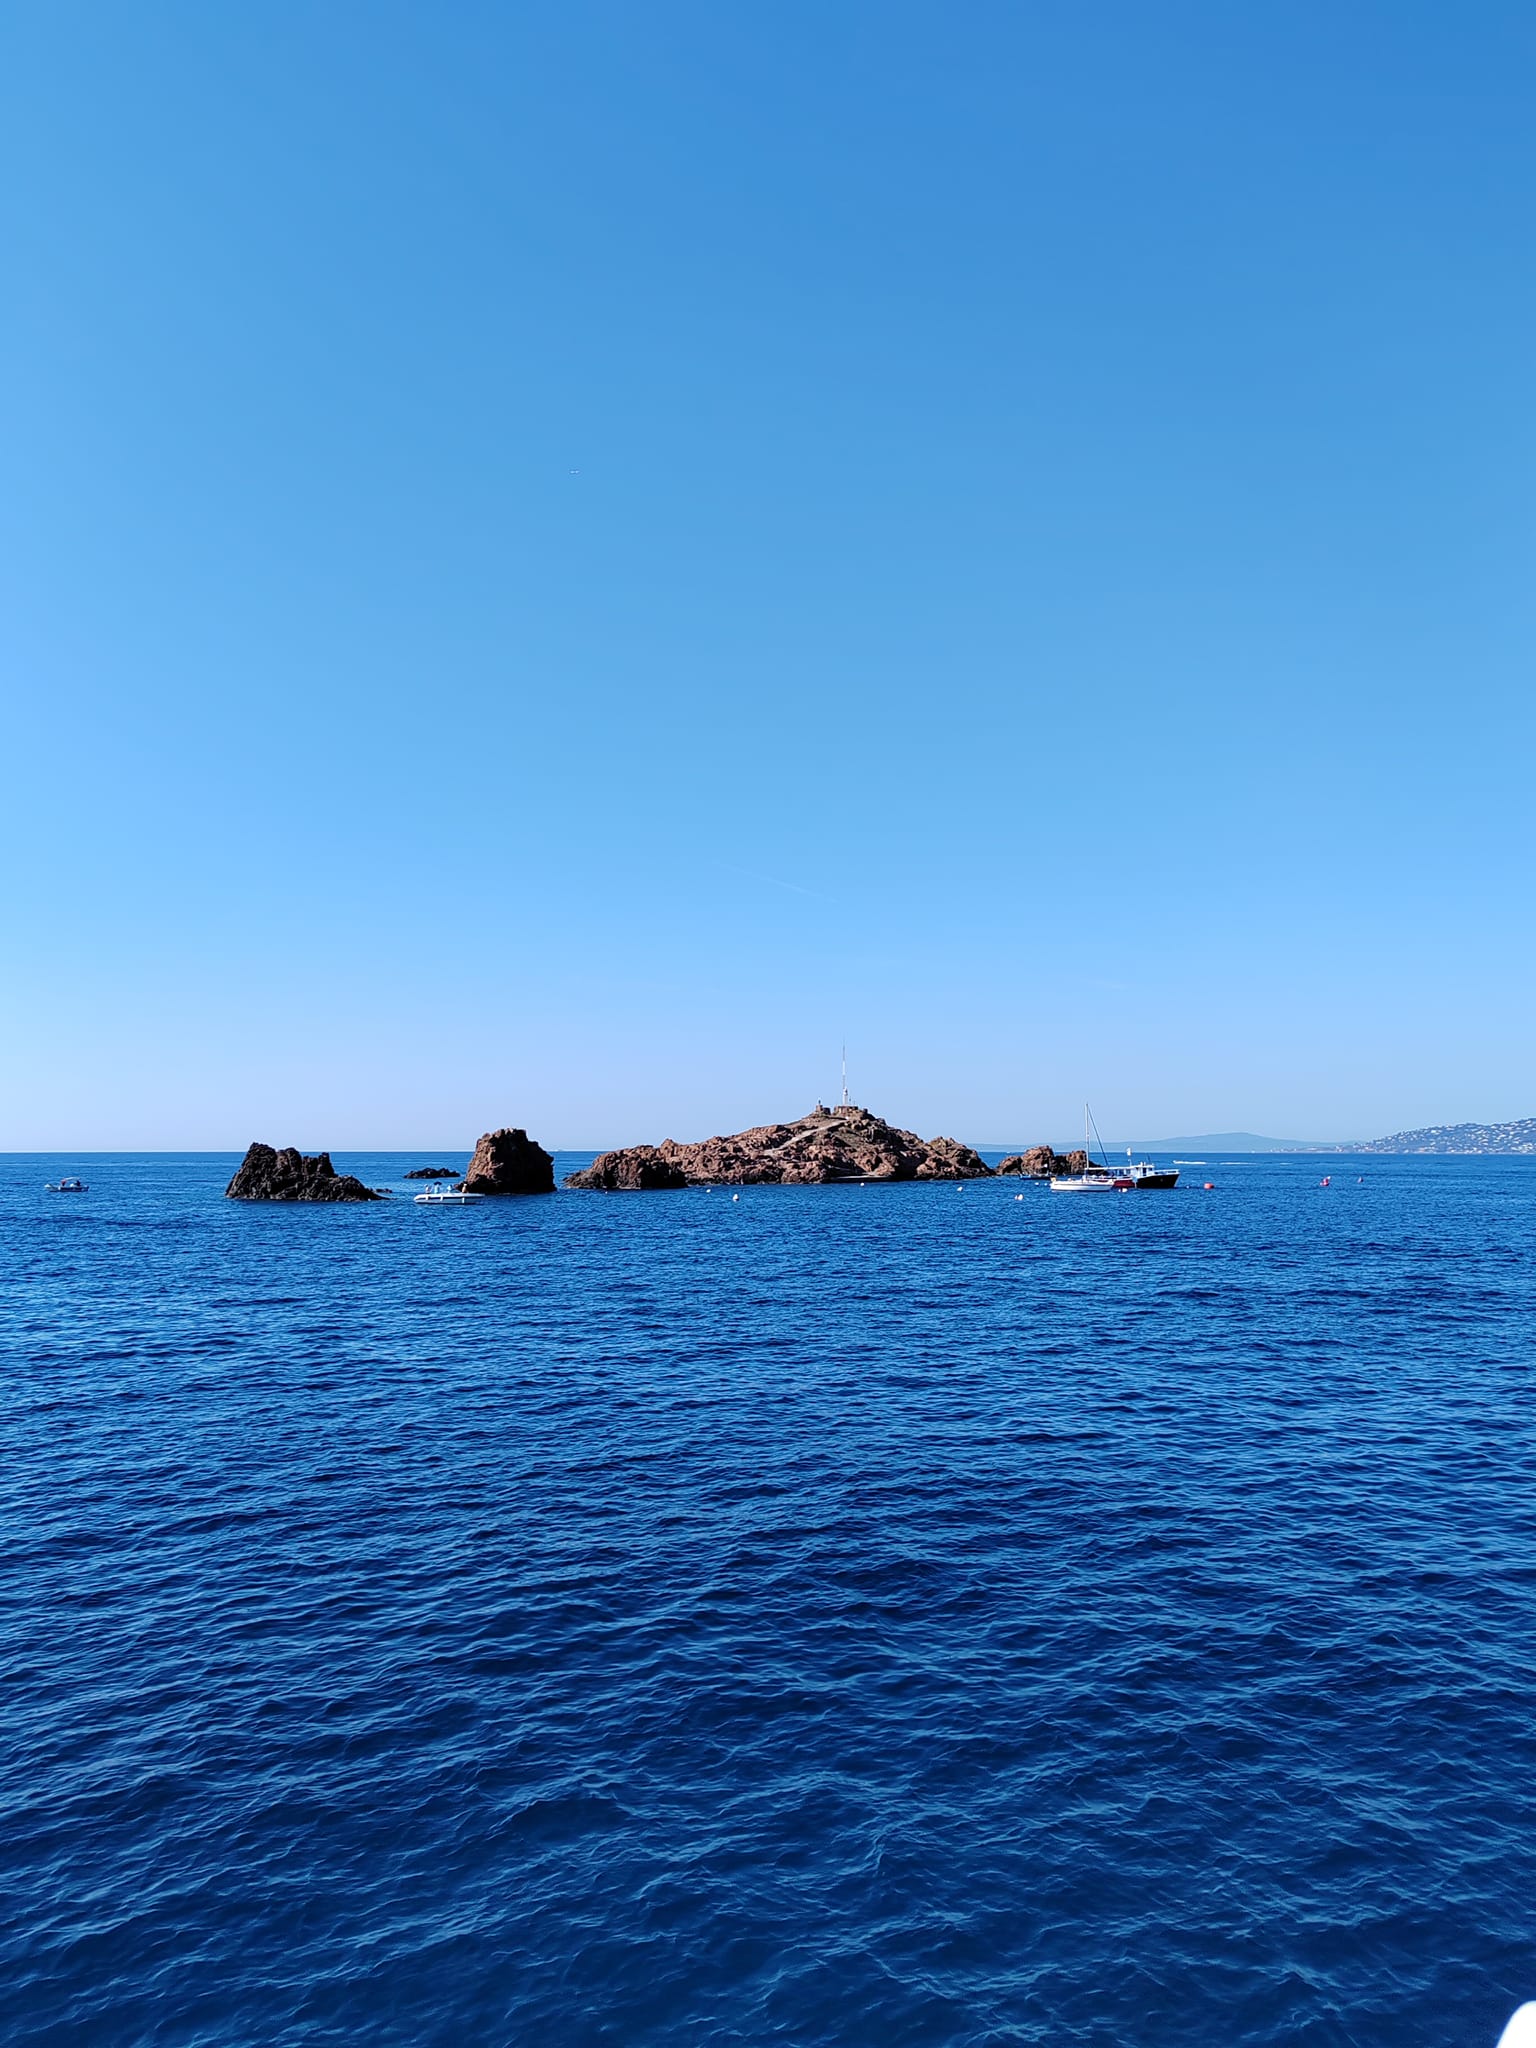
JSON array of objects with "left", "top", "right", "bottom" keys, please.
[{"left": 1332, "top": 1116, "right": 1536, "bottom": 1156}]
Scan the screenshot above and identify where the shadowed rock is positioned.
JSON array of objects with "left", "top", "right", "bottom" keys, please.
[
  {"left": 569, "top": 1146, "right": 690, "bottom": 1191},
  {"left": 226, "top": 1143, "right": 382, "bottom": 1201},
  {"left": 403, "top": 1166, "right": 463, "bottom": 1179},
  {"left": 995, "top": 1146, "right": 1089, "bottom": 1178},
  {"left": 463, "top": 1127, "right": 555, "bottom": 1195},
  {"left": 566, "top": 1105, "right": 992, "bottom": 1189}
]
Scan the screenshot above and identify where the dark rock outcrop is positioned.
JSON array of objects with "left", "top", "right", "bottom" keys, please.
[
  {"left": 403, "top": 1166, "right": 463, "bottom": 1179},
  {"left": 565, "top": 1105, "right": 992, "bottom": 1189},
  {"left": 570, "top": 1145, "right": 690, "bottom": 1191},
  {"left": 463, "top": 1127, "right": 555, "bottom": 1195},
  {"left": 226, "top": 1143, "right": 382, "bottom": 1201},
  {"left": 996, "top": 1146, "right": 1089, "bottom": 1178}
]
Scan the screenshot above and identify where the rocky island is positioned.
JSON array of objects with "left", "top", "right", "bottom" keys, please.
[
  {"left": 403, "top": 1166, "right": 463, "bottom": 1179},
  {"left": 566, "top": 1104, "right": 992, "bottom": 1189},
  {"left": 995, "top": 1146, "right": 1089, "bottom": 1178},
  {"left": 463, "top": 1127, "right": 556, "bottom": 1194},
  {"left": 226, "top": 1144, "right": 381, "bottom": 1201}
]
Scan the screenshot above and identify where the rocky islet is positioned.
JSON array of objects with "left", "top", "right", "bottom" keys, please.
[
  {"left": 225, "top": 1144, "right": 382, "bottom": 1202},
  {"left": 462, "top": 1127, "right": 556, "bottom": 1195},
  {"left": 565, "top": 1104, "right": 992, "bottom": 1189},
  {"left": 995, "top": 1145, "right": 1089, "bottom": 1178}
]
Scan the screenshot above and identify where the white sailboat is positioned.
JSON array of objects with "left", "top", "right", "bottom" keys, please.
[
  {"left": 1050, "top": 1107, "right": 1180, "bottom": 1192},
  {"left": 1050, "top": 1106, "right": 1126, "bottom": 1192}
]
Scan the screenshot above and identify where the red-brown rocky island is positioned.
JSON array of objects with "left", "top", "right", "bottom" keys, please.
[
  {"left": 565, "top": 1104, "right": 992, "bottom": 1189},
  {"left": 462, "top": 1127, "right": 556, "bottom": 1194}
]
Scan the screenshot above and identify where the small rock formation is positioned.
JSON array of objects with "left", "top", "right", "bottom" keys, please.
[
  {"left": 463, "top": 1127, "right": 555, "bottom": 1195},
  {"left": 403, "top": 1166, "right": 463, "bottom": 1179},
  {"left": 226, "top": 1143, "right": 382, "bottom": 1201},
  {"left": 995, "top": 1146, "right": 1089, "bottom": 1178},
  {"left": 565, "top": 1105, "right": 992, "bottom": 1189}
]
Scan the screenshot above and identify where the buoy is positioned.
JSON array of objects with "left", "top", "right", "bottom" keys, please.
[
  {"left": 1015, "top": 1193, "right": 1024, "bottom": 1201},
  {"left": 731, "top": 1193, "right": 739, "bottom": 1202},
  {"left": 1203, "top": 1181, "right": 1215, "bottom": 1190}
]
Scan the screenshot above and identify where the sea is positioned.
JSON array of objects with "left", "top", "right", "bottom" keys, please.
[{"left": 3, "top": 1151, "right": 1533, "bottom": 2047}]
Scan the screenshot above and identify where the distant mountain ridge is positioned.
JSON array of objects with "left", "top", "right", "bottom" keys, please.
[
  {"left": 979, "top": 1132, "right": 1336, "bottom": 1155},
  {"left": 1341, "top": 1117, "right": 1536, "bottom": 1155},
  {"left": 1115, "top": 1132, "right": 1339, "bottom": 1154}
]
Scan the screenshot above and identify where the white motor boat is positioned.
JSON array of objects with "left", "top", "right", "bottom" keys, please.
[
  {"left": 45, "top": 1177, "right": 88, "bottom": 1193},
  {"left": 413, "top": 1186, "right": 484, "bottom": 1205}
]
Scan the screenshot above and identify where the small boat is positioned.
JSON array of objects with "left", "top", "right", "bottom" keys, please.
[
  {"left": 44, "top": 1177, "right": 88, "bottom": 1193},
  {"left": 413, "top": 1185, "right": 484, "bottom": 1205},
  {"left": 1121, "top": 1156, "right": 1179, "bottom": 1190}
]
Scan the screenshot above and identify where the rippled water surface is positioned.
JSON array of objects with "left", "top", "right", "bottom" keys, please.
[{"left": 3, "top": 1151, "right": 1534, "bottom": 2046}]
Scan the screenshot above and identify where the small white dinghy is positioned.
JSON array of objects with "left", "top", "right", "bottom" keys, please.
[{"left": 413, "top": 1186, "right": 484, "bottom": 1205}]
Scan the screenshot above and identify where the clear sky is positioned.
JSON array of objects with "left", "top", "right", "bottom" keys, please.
[{"left": 3, "top": 0, "right": 1532, "bottom": 1150}]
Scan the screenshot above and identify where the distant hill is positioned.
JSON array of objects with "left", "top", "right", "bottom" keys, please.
[
  {"left": 1342, "top": 1117, "right": 1536, "bottom": 1155},
  {"left": 1117, "top": 1132, "right": 1340, "bottom": 1154},
  {"left": 979, "top": 1132, "right": 1337, "bottom": 1155}
]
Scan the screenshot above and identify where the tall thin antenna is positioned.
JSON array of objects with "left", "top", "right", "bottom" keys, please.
[{"left": 841, "top": 1044, "right": 850, "bottom": 1110}]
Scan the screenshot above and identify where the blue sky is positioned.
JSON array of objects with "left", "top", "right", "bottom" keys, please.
[{"left": 3, "top": 0, "right": 1532, "bottom": 1149}]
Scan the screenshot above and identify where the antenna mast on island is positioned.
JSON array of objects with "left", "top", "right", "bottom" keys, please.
[{"left": 841, "top": 1044, "right": 850, "bottom": 1111}]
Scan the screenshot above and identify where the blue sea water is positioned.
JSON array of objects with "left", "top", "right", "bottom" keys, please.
[{"left": 2, "top": 1151, "right": 1533, "bottom": 2047}]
